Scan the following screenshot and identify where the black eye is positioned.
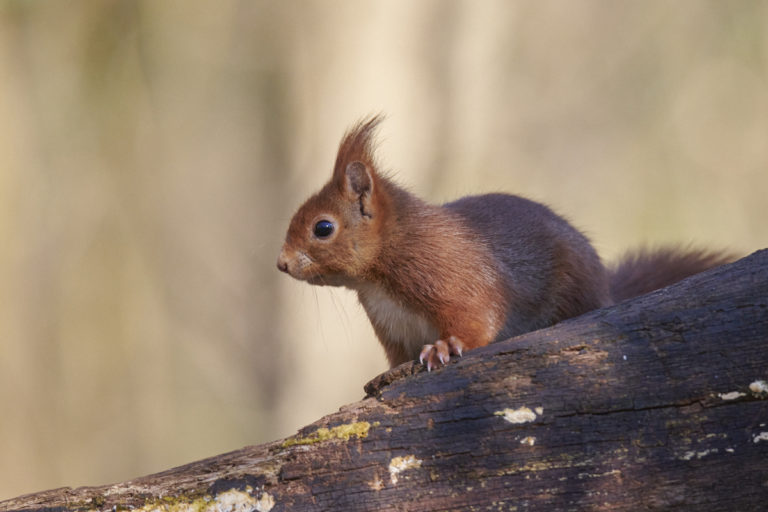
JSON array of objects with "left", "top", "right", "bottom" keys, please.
[{"left": 313, "top": 220, "right": 335, "bottom": 238}]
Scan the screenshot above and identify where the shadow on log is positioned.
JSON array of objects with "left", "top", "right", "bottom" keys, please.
[{"left": 3, "top": 250, "right": 768, "bottom": 512}]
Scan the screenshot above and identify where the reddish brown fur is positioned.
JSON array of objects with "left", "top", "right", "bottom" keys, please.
[
  {"left": 366, "top": 186, "right": 507, "bottom": 351},
  {"left": 278, "top": 116, "right": 733, "bottom": 368}
]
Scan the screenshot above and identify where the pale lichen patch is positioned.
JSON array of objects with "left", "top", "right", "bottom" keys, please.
[
  {"left": 281, "top": 421, "right": 376, "bottom": 448},
  {"left": 679, "top": 448, "right": 718, "bottom": 460},
  {"left": 255, "top": 493, "right": 275, "bottom": 512},
  {"left": 120, "top": 489, "right": 275, "bottom": 512},
  {"left": 753, "top": 432, "right": 768, "bottom": 443},
  {"left": 495, "top": 406, "right": 539, "bottom": 424},
  {"left": 749, "top": 380, "right": 768, "bottom": 396},
  {"left": 389, "top": 455, "right": 423, "bottom": 484},
  {"left": 718, "top": 391, "right": 746, "bottom": 400},
  {"left": 215, "top": 489, "right": 274, "bottom": 512},
  {"left": 520, "top": 436, "right": 536, "bottom": 446}
]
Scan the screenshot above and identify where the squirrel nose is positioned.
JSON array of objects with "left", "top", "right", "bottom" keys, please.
[{"left": 277, "top": 254, "right": 289, "bottom": 273}]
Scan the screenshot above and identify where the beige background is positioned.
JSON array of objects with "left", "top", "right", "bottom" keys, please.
[{"left": 1, "top": 0, "right": 766, "bottom": 499}]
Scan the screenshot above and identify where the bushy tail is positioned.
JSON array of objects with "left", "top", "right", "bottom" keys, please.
[{"left": 608, "top": 247, "right": 735, "bottom": 302}]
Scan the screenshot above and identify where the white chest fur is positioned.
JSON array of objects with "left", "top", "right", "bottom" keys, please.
[{"left": 356, "top": 283, "right": 439, "bottom": 352}]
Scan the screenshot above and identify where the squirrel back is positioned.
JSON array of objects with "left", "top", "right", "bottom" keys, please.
[
  {"left": 445, "top": 193, "right": 610, "bottom": 340},
  {"left": 278, "top": 116, "right": 733, "bottom": 369}
]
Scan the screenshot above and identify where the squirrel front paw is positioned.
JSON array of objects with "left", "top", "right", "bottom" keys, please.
[{"left": 419, "top": 336, "right": 465, "bottom": 371}]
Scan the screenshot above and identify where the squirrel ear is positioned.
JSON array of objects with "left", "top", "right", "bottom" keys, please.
[{"left": 344, "top": 161, "right": 375, "bottom": 218}]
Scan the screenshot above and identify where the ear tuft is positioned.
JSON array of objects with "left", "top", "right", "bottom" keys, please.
[{"left": 333, "top": 115, "right": 384, "bottom": 182}]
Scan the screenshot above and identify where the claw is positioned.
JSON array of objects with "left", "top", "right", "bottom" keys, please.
[
  {"left": 447, "top": 336, "right": 465, "bottom": 357},
  {"left": 418, "top": 336, "right": 465, "bottom": 371},
  {"left": 419, "top": 344, "right": 434, "bottom": 366},
  {"left": 435, "top": 339, "right": 451, "bottom": 365}
]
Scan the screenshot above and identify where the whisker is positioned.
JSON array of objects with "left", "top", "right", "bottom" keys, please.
[
  {"left": 311, "top": 286, "right": 329, "bottom": 352},
  {"left": 327, "top": 288, "right": 352, "bottom": 346}
]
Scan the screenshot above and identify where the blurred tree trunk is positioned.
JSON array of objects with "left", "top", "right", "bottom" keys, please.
[{"left": 2, "top": 250, "right": 766, "bottom": 512}]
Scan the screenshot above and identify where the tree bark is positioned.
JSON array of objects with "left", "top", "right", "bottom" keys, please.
[{"left": 3, "top": 250, "right": 767, "bottom": 512}]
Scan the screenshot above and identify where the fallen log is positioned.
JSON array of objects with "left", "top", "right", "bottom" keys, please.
[{"left": 3, "top": 250, "right": 767, "bottom": 512}]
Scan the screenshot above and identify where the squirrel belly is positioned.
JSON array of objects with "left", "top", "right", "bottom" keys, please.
[
  {"left": 356, "top": 282, "right": 440, "bottom": 368},
  {"left": 277, "top": 116, "right": 734, "bottom": 371}
]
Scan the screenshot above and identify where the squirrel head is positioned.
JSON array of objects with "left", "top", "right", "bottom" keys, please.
[{"left": 277, "top": 116, "right": 388, "bottom": 287}]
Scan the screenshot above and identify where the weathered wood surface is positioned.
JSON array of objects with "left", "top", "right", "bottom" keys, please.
[{"left": 3, "top": 250, "right": 767, "bottom": 512}]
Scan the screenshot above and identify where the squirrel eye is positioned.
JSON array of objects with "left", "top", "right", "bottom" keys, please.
[{"left": 313, "top": 220, "right": 335, "bottom": 238}]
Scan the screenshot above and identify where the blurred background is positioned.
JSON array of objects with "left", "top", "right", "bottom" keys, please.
[{"left": 0, "top": 0, "right": 766, "bottom": 499}]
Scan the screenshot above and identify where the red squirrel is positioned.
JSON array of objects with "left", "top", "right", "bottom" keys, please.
[{"left": 277, "top": 116, "right": 732, "bottom": 370}]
